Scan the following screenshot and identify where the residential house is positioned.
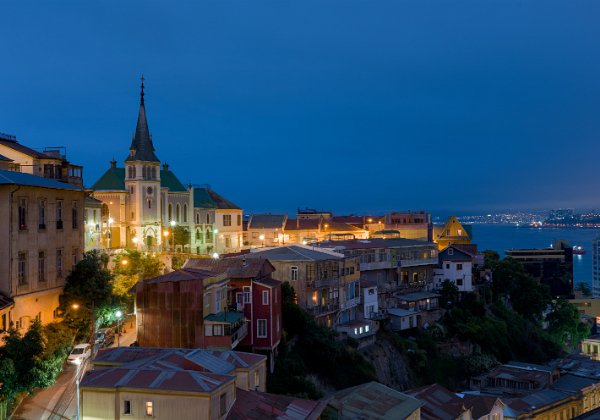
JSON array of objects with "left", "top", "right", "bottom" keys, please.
[
  {"left": 81, "top": 346, "right": 268, "bottom": 420},
  {"left": 245, "top": 214, "right": 287, "bottom": 247},
  {"left": 228, "top": 389, "right": 325, "bottom": 420},
  {"left": 387, "top": 308, "right": 418, "bottom": 331},
  {"left": 243, "top": 246, "right": 364, "bottom": 333},
  {"left": 133, "top": 268, "right": 247, "bottom": 349},
  {"left": 470, "top": 361, "right": 559, "bottom": 396},
  {"left": 434, "top": 216, "right": 472, "bottom": 251},
  {"left": 458, "top": 395, "right": 504, "bottom": 420},
  {"left": 0, "top": 132, "right": 83, "bottom": 187},
  {"left": 395, "top": 292, "right": 441, "bottom": 327},
  {"left": 433, "top": 245, "right": 475, "bottom": 292},
  {"left": 184, "top": 257, "right": 282, "bottom": 371},
  {"left": 581, "top": 335, "right": 600, "bottom": 361},
  {"left": 326, "top": 381, "right": 423, "bottom": 420},
  {"left": 0, "top": 169, "right": 85, "bottom": 333},
  {"left": 316, "top": 238, "right": 439, "bottom": 310},
  {"left": 408, "top": 383, "right": 473, "bottom": 420}
]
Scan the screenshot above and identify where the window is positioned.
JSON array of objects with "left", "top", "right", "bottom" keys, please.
[
  {"left": 276, "top": 316, "right": 280, "bottom": 334},
  {"left": 254, "top": 370, "right": 260, "bottom": 389},
  {"left": 262, "top": 290, "right": 269, "bottom": 305},
  {"left": 446, "top": 263, "right": 450, "bottom": 269},
  {"left": 38, "top": 252, "right": 45, "bottom": 282},
  {"left": 183, "top": 204, "right": 188, "bottom": 222},
  {"left": 457, "top": 229, "right": 462, "bottom": 236},
  {"left": 290, "top": 266, "right": 298, "bottom": 281},
  {"left": 145, "top": 401, "right": 153, "bottom": 416},
  {"left": 195, "top": 230, "right": 201, "bottom": 240},
  {"left": 206, "top": 213, "right": 210, "bottom": 224},
  {"left": 225, "top": 236, "right": 231, "bottom": 248},
  {"left": 56, "top": 200, "right": 63, "bottom": 229},
  {"left": 196, "top": 213, "right": 199, "bottom": 224},
  {"left": 123, "top": 400, "right": 131, "bottom": 415},
  {"left": 457, "top": 278, "right": 463, "bottom": 286},
  {"left": 56, "top": 249, "right": 63, "bottom": 278},
  {"left": 252, "top": 232, "right": 258, "bottom": 239},
  {"left": 18, "top": 252, "right": 26, "bottom": 285},
  {"left": 257, "top": 319, "right": 267, "bottom": 338},
  {"left": 18, "top": 198, "right": 27, "bottom": 230},
  {"left": 38, "top": 200, "right": 46, "bottom": 229},
  {"left": 237, "top": 214, "right": 241, "bottom": 226},
  {"left": 147, "top": 199, "right": 152, "bottom": 209},
  {"left": 220, "top": 394, "right": 227, "bottom": 417},
  {"left": 176, "top": 204, "right": 181, "bottom": 222},
  {"left": 457, "top": 263, "right": 463, "bottom": 270},
  {"left": 223, "top": 214, "right": 232, "bottom": 226},
  {"left": 243, "top": 286, "right": 251, "bottom": 304},
  {"left": 168, "top": 204, "right": 173, "bottom": 221},
  {"left": 72, "top": 202, "right": 78, "bottom": 229},
  {"left": 72, "top": 248, "right": 79, "bottom": 266},
  {"left": 448, "top": 248, "right": 454, "bottom": 255}
]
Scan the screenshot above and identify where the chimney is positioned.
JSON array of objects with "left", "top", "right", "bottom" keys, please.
[{"left": 110, "top": 159, "right": 117, "bottom": 169}]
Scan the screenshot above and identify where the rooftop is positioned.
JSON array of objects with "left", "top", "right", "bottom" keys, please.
[
  {"left": 184, "top": 257, "right": 275, "bottom": 280},
  {"left": 228, "top": 389, "right": 325, "bottom": 420},
  {"left": 90, "top": 165, "right": 187, "bottom": 192},
  {"left": 0, "top": 169, "right": 82, "bottom": 191},
  {"left": 245, "top": 245, "right": 345, "bottom": 262},
  {"left": 317, "top": 237, "right": 435, "bottom": 251},
  {"left": 328, "top": 381, "right": 423, "bottom": 419},
  {"left": 194, "top": 186, "right": 241, "bottom": 210},
  {"left": 408, "top": 383, "right": 469, "bottom": 420},
  {"left": 248, "top": 214, "right": 287, "bottom": 229}
]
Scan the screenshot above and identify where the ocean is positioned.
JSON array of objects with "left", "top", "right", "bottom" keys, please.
[{"left": 470, "top": 224, "right": 600, "bottom": 287}]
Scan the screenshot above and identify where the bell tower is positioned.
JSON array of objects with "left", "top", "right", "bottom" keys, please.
[{"left": 124, "top": 76, "right": 162, "bottom": 250}]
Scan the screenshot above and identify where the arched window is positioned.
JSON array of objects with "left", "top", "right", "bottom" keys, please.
[
  {"left": 176, "top": 204, "right": 181, "bottom": 223},
  {"left": 132, "top": 166, "right": 136, "bottom": 178},
  {"left": 183, "top": 204, "right": 188, "bottom": 222},
  {"left": 142, "top": 166, "right": 146, "bottom": 179},
  {"left": 196, "top": 213, "right": 200, "bottom": 224},
  {"left": 148, "top": 199, "right": 152, "bottom": 209},
  {"left": 206, "top": 214, "right": 210, "bottom": 224},
  {"left": 168, "top": 204, "right": 173, "bottom": 221},
  {"left": 196, "top": 229, "right": 200, "bottom": 240},
  {"left": 128, "top": 166, "right": 133, "bottom": 179}
]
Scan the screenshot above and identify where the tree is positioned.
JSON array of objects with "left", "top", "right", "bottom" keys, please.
[
  {"left": 173, "top": 226, "right": 191, "bottom": 248},
  {"left": 546, "top": 298, "right": 590, "bottom": 349},
  {"left": 113, "top": 250, "right": 164, "bottom": 310},
  {"left": 60, "top": 250, "right": 114, "bottom": 312},
  {"left": 439, "top": 280, "right": 459, "bottom": 309}
]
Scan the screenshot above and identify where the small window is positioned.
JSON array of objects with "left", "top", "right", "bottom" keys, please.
[
  {"left": 18, "top": 252, "right": 27, "bottom": 285},
  {"left": 237, "top": 214, "right": 241, "bottom": 226},
  {"left": 257, "top": 319, "right": 267, "bottom": 338},
  {"left": 243, "top": 286, "right": 251, "bottom": 304},
  {"left": 56, "top": 249, "right": 63, "bottom": 278},
  {"left": 38, "top": 200, "right": 46, "bottom": 229},
  {"left": 123, "top": 400, "right": 131, "bottom": 415},
  {"left": 223, "top": 214, "right": 232, "bottom": 226},
  {"left": 38, "top": 251, "right": 46, "bottom": 282},
  {"left": 72, "top": 202, "right": 78, "bottom": 229},
  {"left": 290, "top": 266, "right": 298, "bottom": 281},
  {"left": 457, "top": 263, "right": 463, "bottom": 270},
  {"left": 262, "top": 290, "right": 269, "bottom": 305},
  {"left": 457, "top": 278, "right": 463, "bottom": 286},
  {"left": 18, "top": 198, "right": 27, "bottom": 230},
  {"left": 220, "top": 393, "right": 227, "bottom": 417},
  {"left": 183, "top": 204, "right": 188, "bottom": 222},
  {"left": 448, "top": 248, "right": 454, "bottom": 255},
  {"left": 145, "top": 401, "right": 153, "bottom": 417},
  {"left": 446, "top": 263, "right": 450, "bottom": 269}
]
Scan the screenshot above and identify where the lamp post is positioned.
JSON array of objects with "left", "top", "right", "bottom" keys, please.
[
  {"left": 132, "top": 236, "right": 139, "bottom": 250},
  {"left": 116, "top": 310, "right": 123, "bottom": 347},
  {"left": 74, "top": 358, "right": 82, "bottom": 420},
  {"left": 259, "top": 234, "right": 265, "bottom": 247}
]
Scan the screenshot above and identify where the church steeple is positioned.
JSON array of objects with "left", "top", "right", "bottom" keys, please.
[{"left": 126, "top": 75, "right": 160, "bottom": 163}]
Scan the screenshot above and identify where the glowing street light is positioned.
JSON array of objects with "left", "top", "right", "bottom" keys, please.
[
  {"left": 170, "top": 220, "right": 176, "bottom": 227},
  {"left": 259, "top": 234, "right": 265, "bottom": 247},
  {"left": 116, "top": 310, "right": 123, "bottom": 347},
  {"left": 121, "top": 259, "right": 128, "bottom": 266},
  {"left": 212, "top": 252, "right": 219, "bottom": 259},
  {"left": 72, "top": 303, "right": 80, "bottom": 310}
]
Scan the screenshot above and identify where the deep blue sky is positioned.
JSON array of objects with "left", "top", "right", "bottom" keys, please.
[{"left": 1, "top": 1, "right": 599, "bottom": 215}]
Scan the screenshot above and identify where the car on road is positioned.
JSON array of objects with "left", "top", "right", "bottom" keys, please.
[
  {"left": 67, "top": 343, "right": 92, "bottom": 365},
  {"left": 95, "top": 328, "right": 115, "bottom": 347}
]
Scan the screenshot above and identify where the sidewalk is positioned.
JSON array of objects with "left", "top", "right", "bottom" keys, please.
[{"left": 108, "top": 315, "right": 137, "bottom": 348}]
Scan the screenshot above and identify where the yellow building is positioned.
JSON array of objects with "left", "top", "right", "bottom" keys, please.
[
  {"left": 0, "top": 170, "right": 85, "bottom": 334},
  {"left": 82, "top": 347, "right": 267, "bottom": 420},
  {"left": 434, "top": 215, "right": 472, "bottom": 250}
]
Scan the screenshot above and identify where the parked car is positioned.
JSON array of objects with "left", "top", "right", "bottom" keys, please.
[
  {"left": 67, "top": 343, "right": 92, "bottom": 365},
  {"left": 95, "top": 328, "right": 115, "bottom": 347}
]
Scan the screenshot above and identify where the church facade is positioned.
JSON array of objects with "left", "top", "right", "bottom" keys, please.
[{"left": 91, "top": 80, "right": 243, "bottom": 255}]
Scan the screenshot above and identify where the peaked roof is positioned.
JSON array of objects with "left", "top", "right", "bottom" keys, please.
[
  {"left": 194, "top": 187, "right": 241, "bottom": 209},
  {"left": 245, "top": 245, "right": 344, "bottom": 262},
  {"left": 248, "top": 214, "right": 287, "bottom": 229},
  {"left": 125, "top": 78, "right": 160, "bottom": 163},
  {"left": 90, "top": 165, "right": 187, "bottom": 192},
  {"left": 229, "top": 389, "right": 325, "bottom": 420}
]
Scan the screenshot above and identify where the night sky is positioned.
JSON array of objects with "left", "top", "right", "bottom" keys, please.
[{"left": 2, "top": 1, "right": 599, "bottom": 215}]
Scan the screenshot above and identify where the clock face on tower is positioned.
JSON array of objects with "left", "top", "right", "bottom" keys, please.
[{"left": 147, "top": 186, "right": 153, "bottom": 195}]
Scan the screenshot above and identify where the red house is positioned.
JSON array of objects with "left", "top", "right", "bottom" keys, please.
[{"left": 185, "top": 257, "right": 282, "bottom": 371}]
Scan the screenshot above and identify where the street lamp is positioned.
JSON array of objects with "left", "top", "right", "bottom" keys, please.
[
  {"left": 163, "top": 230, "right": 170, "bottom": 252},
  {"left": 259, "top": 234, "right": 265, "bottom": 247},
  {"left": 74, "top": 358, "right": 82, "bottom": 420},
  {"left": 212, "top": 252, "right": 219, "bottom": 259},
  {"left": 116, "top": 310, "right": 123, "bottom": 347}
]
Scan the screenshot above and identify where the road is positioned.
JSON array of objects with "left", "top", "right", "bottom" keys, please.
[{"left": 11, "top": 316, "right": 137, "bottom": 419}]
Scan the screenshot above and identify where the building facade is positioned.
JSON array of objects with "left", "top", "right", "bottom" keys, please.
[{"left": 0, "top": 170, "right": 85, "bottom": 333}]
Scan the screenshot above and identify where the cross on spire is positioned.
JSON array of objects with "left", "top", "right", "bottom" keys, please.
[{"left": 140, "top": 75, "right": 145, "bottom": 103}]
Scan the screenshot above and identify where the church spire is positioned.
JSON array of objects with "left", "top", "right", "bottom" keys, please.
[{"left": 126, "top": 75, "right": 160, "bottom": 163}]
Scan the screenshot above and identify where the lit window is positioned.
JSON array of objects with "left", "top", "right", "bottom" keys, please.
[
  {"left": 354, "top": 328, "right": 358, "bottom": 335},
  {"left": 145, "top": 401, "right": 153, "bottom": 416},
  {"left": 359, "top": 327, "right": 363, "bottom": 334},
  {"left": 365, "top": 325, "right": 370, "bottom": 332}
]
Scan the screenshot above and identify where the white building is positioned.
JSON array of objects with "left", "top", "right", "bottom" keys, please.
[
  {"left": 433, "top": 246, "right": 474, "bottom": 292},
  {"left": 360, "top": 278, "right": 379, "bottom": 319},
  {"left": 593, "top": 236, "right": 600, "bottom": 298}
]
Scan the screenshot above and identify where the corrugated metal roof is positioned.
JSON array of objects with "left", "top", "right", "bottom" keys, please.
[
  {"left": 228, "top": 389, "right": 325, "bottom": 420},
  {"left": 0, "top": 169, "right": 82, "bottom": 190},
  {"left": 245, "top": 245, "right": 344, "bottom": 262},
  {"left": 248, "top": 214, "right": 287, "bottom": 229}
]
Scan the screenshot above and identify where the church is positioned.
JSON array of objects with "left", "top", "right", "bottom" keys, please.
[{"left": 91, "top": 79, "right": 243, "bottom": 255}]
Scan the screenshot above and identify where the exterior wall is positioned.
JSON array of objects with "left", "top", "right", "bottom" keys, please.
[
  {"left": 214, "top": 209, "right": 244, "bottom": 254},
  {"left": 84, "top": 202, "right": 103, "bottom": 252},
  {"left": 390, "top": 314, "right": 417, "bottom": 331},
  {"left": 362, "top": 286, "right": 379, "bottom": 319},
  {"left": 0, "top": 184, "right": 84, "bottom": 332},
  {"left": 433, "top": 260, "right": 473, "bottom": 292},
  {"left": 92, "top": 191, "right": 128, "bottom": 249},
  {"left": 192, "top": 208, "right": 216, "bottom": 255},
  {"left": 235, "top": 360, "right": 267, "bottom": 392},
  {"left": 593, "top": 236, "right": 600, "bottom": 298},
  {"left": 82, "top": 382, "right": 236, "bottom": 420},
  {"left": 251, "top": 283, "right": 282, "bottom": 351}
]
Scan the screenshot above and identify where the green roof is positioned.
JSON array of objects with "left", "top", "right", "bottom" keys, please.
[
  {"left": 194, "top": 187, "right": 240, "bottom": 209},
  {"left": 161, "top": 169, "right": 187, "bottom": 192},
  {"left": 90, "top": 166, "right": 187, "bottom": 192},
  {"left": 91, "top": 167, "right": 126, "bottom": 191}
]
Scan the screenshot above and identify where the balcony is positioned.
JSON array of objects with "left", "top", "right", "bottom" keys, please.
[
  {"left": 204, "top": 311, "right": 247, "bottom": 349},
  {"left": 340, "top": 296, "right": 361, "bottom": 310},
  {"left": 307, "top": 301, "right": 339, "bottom": 317},
  {"left": 398, "top": 257, "right": 439, "bottom": 267},
  {"left": 314, "top": 277, "right": 341, "bottom": 289}
]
